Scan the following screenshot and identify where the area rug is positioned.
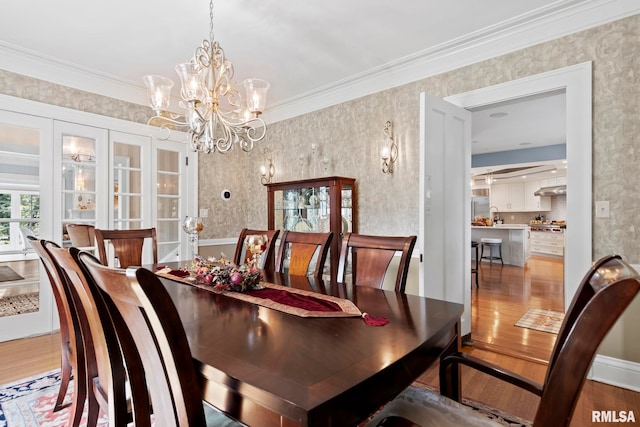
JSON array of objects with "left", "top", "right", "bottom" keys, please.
[
  {"left": 0, "top": 266, "right": 24, "bottom": 283},
  {"left": 0, "top": 292, "right": 39, "bottom": 318},
  {"left": 0, "top": 369, "right": 108, "bottom": 426},
  {"left": 5, "top": 371, "right": 533, "bottom": 427},
  {"left": 515, "top": 308, "right": 564, "bottom": 334}
]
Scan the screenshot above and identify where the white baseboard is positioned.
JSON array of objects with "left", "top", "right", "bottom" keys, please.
[{"left": 589, "top": 355, "right": 640, "bottom": 392}]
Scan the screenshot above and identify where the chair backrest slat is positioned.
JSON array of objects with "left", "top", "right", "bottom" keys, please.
[
  {"left": 67, "top": 224, "right": 96, "bottom": 248},
  {"left": 275, "top": 231, "right": 333, "bottom": 277},
  {"left": 45, "top": 244, "right": 149, "bottom": 426},
  {"left": 80, "top": 253, "right": 207, "bottom": 427},
  {"left": 337, "top": 233, "right": 417, "bottom": 293},
  {"left": 95, "top": 228, "right": 158, "bottom": 268},
  {"left": 233, "top": 228, "right": 280, "bottom": 270}
]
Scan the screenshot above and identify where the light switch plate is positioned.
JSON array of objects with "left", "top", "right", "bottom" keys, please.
[
  {"left": 199, "top": 208, "right": 209, "bottom": 218},
  {"left": 595, "top": 201, "right": 610, "bottom": 218}
]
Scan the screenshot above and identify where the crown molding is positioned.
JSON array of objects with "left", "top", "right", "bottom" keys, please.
[
  {"left": 0, "top": 41, "right": 150, "bottom": 106},
  {"left": 263, "top": 0, "right": 639, "bottom": 123},
  {"left": 1, "top": 0, "right": 638, "bottom": 121}
]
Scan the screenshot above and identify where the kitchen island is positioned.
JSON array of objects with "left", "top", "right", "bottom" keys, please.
[{"left": 471, "top": 224, "right": 531, "bottom": 267}]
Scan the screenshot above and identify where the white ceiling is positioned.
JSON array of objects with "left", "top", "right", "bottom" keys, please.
[
  {"left": 471, "top": 90, "right": 566, "bottom": 155},
  {"left": 0, "top": 0, "right": 637, "bottom": 154}
]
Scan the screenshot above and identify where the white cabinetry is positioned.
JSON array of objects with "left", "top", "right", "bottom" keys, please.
[
  {"left": 530, "top": 231, "right": 565, "bottom": 257},
  {"left": 524, "top": 180, "right": 551, "bottom": 211},
  {"left": 491, "top": 182, "right": 524, "bottom": 212},
  {"left": 492, "top": 178, "right": 558, "bottom": 212}
]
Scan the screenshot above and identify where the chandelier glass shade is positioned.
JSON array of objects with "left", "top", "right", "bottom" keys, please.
[{"left": 143, "top": 0, "right": 269, "bottom": 154}]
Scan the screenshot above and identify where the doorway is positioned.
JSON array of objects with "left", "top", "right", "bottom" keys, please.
[{"left": 419, "top": 62, "right": 592, "bottom": 339}]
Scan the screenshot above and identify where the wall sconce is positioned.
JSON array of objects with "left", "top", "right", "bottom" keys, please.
[
  {"left": 260, "top": 148, "right": 275, "bottom": 185},
  {"left": 381, "top": 120, "right": 398, "bottom": 174}
]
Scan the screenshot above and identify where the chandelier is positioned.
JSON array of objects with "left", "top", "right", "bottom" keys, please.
[{"left": 143, "top": 0, "right": 269, "bottom": 154}]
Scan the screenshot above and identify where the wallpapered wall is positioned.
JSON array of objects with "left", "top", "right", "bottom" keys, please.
[{"left": 1, "top": 14, "right": 638, "bottom": 360}]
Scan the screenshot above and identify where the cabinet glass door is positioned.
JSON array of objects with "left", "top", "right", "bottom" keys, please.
[
  {"left": 61, "top": 135, "right": 97, "bottom": 237},
  {"left": 273, "top": 185, "right": 353, "bottom": 234}
]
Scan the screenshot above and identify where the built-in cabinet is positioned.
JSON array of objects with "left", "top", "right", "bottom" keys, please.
[
  {"left": 267, "top": 176, "right": 357, "bottom": 281},
  {"left": 490, "top": 182, "right": 524, "bottom": 212},
  {"left": 530, "top": 231, "right": 565, "bottom": 257},
  {"left": 491, "top": 176, "right": 563, "bottom": 213},
  {"left": 524, "top": 180, "right": 551, "bottom": 211}
]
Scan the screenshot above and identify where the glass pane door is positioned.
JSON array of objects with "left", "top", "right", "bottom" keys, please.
[
  {"left": 0, "top": 111, "right": 54, "bottom": 343},
  {"left": 108, "top": 131, "right": 153, "bottom": 265},
  {"left": 155, "top": 148, "right": 181, "bottom": 263},
  {"left": 154, "top": 139, "right": 189, "bottom": 263}
]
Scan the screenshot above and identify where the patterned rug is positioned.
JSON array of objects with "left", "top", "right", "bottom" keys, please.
[
  {"left": 515, "top": 308, "right": 564, "bottom": 334},
  {"left": 0, "top": 293, "right": 39, "bottom": 318},
  {"left": 0, "top": 369, "right": 108, "bottom": 426},
  {"left": 4, "top": 371, "right": 532, "bottom": 427},
  {"left": 0, "top": 266, "right": 24, "bottom": 283}
]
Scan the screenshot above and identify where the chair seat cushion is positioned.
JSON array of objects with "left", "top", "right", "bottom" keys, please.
[
  {"left": 203, "top": 401, "right": 247, "bottom": 426},
  {"left": 365, "top": 386, "right": 503, "bottom": 427},
  {"left": 481, "top": 238, "right": 502, "bottom": 244}
]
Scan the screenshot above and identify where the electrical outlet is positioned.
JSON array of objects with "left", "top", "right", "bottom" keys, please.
[
  {"left": 595, "top": 201, "right": 610, "bottom": 218},
  {"left": 199, "top": 208, "right": 209, "bottom": 218}
]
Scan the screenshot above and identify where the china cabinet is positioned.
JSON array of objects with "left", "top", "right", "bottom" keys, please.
[{"left": 267, "top": 176, "right": 357, "bottom": 281}]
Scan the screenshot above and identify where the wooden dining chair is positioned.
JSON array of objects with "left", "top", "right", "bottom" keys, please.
[
  {"left": 274, "top": 231, "right": 333, "bottom": 277},
  {"left": 27, "top": 237, "right": 84, "bottom": 422},
  {"left": 366, "top": 255, "right": 640, "bottom": 427},
  {"left": 46, "top": 244, "right": 151, "bottom": 427},
  {"left": 67, "top": 223, "right": 96, "bottom": 248},
  {"left": 94, "top": 228, "right": 158, "bottom": 268},
  {"left": 337, "top": 233, "right": 417, "bottom": 293},
  {"left": 233, "top": 228, "right": 280, "bottom": 270},
  {"left": 78, "top": 253, "right": 245, "bottom": 426}
]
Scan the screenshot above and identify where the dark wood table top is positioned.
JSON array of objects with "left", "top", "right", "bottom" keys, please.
[{"left": 157, "top": 267, "right": 463, "bottom": 427}]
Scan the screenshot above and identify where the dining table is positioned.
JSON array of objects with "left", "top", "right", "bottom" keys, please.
[{"left": 155, "top": 264, "right": 463, "bottom": 427}]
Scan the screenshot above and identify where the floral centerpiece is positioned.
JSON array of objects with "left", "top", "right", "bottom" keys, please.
[{"left": 187, "top": 255, "right": 262, "bottom": 293}]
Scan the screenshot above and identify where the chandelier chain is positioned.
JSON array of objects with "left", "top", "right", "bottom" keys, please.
[{"left": 209, "top": 0, "right": 215, "bottom": 44}]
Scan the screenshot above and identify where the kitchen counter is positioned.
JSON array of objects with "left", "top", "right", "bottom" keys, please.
[
  {"left": 471, "top": 225, "right": 531, "bottom": 267},
  {"left": 472, "top": 224, "right": 530, "bottom": 230}
]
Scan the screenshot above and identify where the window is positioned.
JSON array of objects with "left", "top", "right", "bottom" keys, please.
[{"left": 0, "top": 190, "right": 40, "bottom": 252}]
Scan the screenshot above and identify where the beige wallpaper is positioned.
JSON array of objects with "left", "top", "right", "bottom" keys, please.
[
  {"left": 1, "top": 14, "right": 639, "bottom": 361},
  {"left": 199, "top": 14, "right": 640, "bottom": 267}
]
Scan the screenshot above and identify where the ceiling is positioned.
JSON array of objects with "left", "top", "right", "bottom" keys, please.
[{"left": 0, "top": 1, "right": 636, "bottom": 162}]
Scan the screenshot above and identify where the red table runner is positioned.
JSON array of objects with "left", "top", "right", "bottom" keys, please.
[{"left": 156, "top": 267, "right": 363, "bottom": 318}]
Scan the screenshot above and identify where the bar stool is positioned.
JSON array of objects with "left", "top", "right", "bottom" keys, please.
[
  {"left": 480, "top": 238, "right": 503, "bottom": 265},
  {"left": 471, "top": 241, "right": 479, "bottom": 287}
]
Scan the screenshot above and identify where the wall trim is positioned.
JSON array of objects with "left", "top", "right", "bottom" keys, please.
[
  {"left": 199, "top": 238, "right": 237, "bottom": 247},
  {"left": 589, "top": 355, "right": 640, "bottom": 392},
  {"left": 1, "top": 1, "right": 638, "bottom": 122}
]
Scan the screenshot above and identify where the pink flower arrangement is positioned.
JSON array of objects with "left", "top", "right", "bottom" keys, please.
[{"left": 187, "top": 256, "right": 262, "bottom": 293}]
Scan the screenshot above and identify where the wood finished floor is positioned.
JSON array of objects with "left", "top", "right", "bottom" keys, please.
[
  {"left": 0, "top": 256, "right": 638, "bottom": 426},
  {"left": 419, "top": 255, "right": 640, "bottom": 425}
]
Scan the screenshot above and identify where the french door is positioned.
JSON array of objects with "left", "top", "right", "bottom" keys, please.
[
  {"left": 0, "top": 110, "right": 54, "bottom": 342},
  {"left": 0, "top": 96, "right": 195, "bottom": 342}
]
